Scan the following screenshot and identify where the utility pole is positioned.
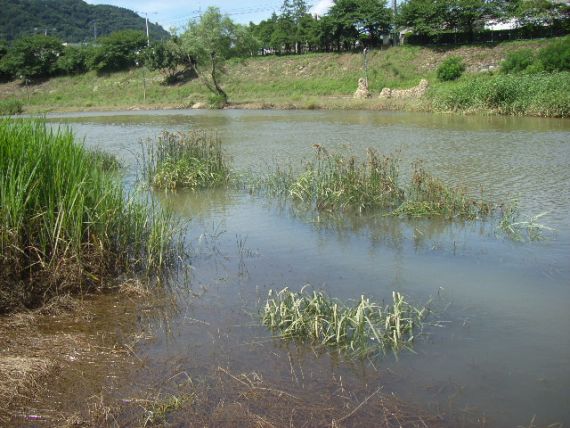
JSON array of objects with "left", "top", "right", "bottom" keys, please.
[
  {"left": 392, "top": 0, "right": 398, "bottom": 45},
  {"left": 145, "top": 12, "right": 150, "bottom": 46}
]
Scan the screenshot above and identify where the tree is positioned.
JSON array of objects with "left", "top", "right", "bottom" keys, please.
[
  {"left": 398, "top": 0, "right": 504, "bottom": 39},
  {"left": 144, "top": 38, "right": 192, "bottom": 83},
  {"left": 89, "top": 29, "right": 147, "bottom": 73},
  {"left": 181, "top": 7, "right": 237, "bottom": 104},
  {"left": 253, "top": 14, "right": 278, "bottom": 52},
  {"left": 280, "top": 0, "right": 311, "bottom": 52},
  {"left": 56, "top": 45, "right": 92, "bottom": 75},
  {"left": 509, "top": 0, "right": 570, "bottom": 27},
  {"left": 271, "top": 15, "right": 296, "bottom": 53},
  {"left": 0, "top": 35, "right": 63, "bottom": 80},
  {"left": 446, "top": 0, "right": 499, "bottom": 39},
  {"left": 397, "top": 0, "right": 447, "bottom": 36},
  {"left": 234, "top": 24, "right": 262, "bottom": 57},
  {"left": 329, "top": 0, "right": 392, "bottom": 48},
  {"left": 0, "top": 40, "right": 9, "bottom": 81}
]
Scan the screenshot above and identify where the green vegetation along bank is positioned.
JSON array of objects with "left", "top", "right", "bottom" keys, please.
[
  {"left": 0, "top": 37, "right": 568, "bottom": 117},
  {"left": 0, "top": 119, "right": 181, "bottom": 313}
]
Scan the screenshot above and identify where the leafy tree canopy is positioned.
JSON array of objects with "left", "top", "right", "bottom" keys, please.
[
  {"left": 0, "top": 34, "right": 63, "bottom": 79},
  {"left": 89, "top": 29, "right": 147, "bottom": 73}
]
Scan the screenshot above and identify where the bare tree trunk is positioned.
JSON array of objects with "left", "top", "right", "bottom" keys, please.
[{"left": 210, "top": 52, "right": 227, "bottom": 103}]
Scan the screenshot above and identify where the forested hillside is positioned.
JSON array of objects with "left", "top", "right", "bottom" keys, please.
[{"left": 0, "top": 0, "right": 169, "bottom": 42}]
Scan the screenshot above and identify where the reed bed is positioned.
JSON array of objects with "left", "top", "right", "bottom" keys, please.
[
  {"left": 261, "top": 287, "right": 428, "bottom": 358},
  {"left": 262, "top": 147, "right": 404, "bottom": 212},
  {"left": 143, "top": 130, "right": 231, "bottom": 191},
  {"left": 0, "top": 119, "right": 181, "bottom": 313},
  {"left": 256, "top": 146, "right": 495, "bottom": 220}
]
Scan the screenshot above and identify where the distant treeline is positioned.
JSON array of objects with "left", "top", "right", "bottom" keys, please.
[
  {"left": 248, "top": 0, "right": 569, "bottom": 53},
  {"left": 406, "top": 21, "right": 569, "bottom": 45}
]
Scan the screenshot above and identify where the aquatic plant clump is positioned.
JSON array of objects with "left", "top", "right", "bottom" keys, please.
[
  {"left": 285, "top": 147, "right": 404, "bottom": 212},
  {"left": 261, "top": 287, "right": 429, "bottom": 358},
  {"left": 259, "top": 146, "right": 494, "bottom": 220},
  {"left": 144, "top": 130, "right": 231, "bottom": 191},
  {"left": 0, "top": 119, "right": 181, "bottom": 313},
  {"left": 393, "top": 161, "right": 494, "bottom": 220},
  {"left": 497, "top": 203, "right": 555, "bottom": 242}
]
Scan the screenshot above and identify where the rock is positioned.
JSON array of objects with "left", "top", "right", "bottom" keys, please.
[
  {"left": 379, "top": 79, "right": 429, "bottom": 99},
  {"left": 353, "top": 78, "right": 370, "bottom": 99},
  {"left": 191, "top": 102, "right": 207, "bottom": 109},
  {"left": 379, "top": 88, "right": 392, "bottom": 98}
]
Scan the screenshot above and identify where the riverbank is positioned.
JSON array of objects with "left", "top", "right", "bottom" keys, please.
[{"left": 1, "top": 37, "right": 568, "bottom": 117}]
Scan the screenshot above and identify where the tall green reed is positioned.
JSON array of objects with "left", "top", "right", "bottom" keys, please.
[
  {"left": 0, "top": 119, "right": 181, "bottom": 312},
  {"left": 143, "top": 129, "right": 231, "bottom": 191},
  {"left": 273, "top": 146, "right": 404, "bottom": 212}
]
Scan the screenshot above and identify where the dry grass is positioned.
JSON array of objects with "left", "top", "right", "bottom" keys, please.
[
  {"left": 0, "top": 357, "right": 55, "bottom": 414},
  {"left": 0, "top": 291, "right": 149, "bottom": 424},
  {"left": 136, "top": 366, "right": 449, "bottom": 427}
]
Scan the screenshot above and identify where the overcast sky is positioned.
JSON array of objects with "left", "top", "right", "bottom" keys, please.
[{"left": 84, "top": 0, "right": 334, "bottom": 32}]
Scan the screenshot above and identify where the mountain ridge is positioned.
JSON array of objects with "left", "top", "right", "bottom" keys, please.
[{"left": 0, "top": 0, "right": 169, "bottom": 42}]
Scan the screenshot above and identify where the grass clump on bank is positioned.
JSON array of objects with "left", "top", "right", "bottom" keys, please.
[
  {"left": 0, "top": 119, "right": 181, "bottom": 313},
  {"left": 261, "top": 287, "right": 428, "bottom": 358},
  {"left": 143, "top": 130, "right": 231, "bottom": 191},
  {"left": 0, "top": 99, "right": 23, "bottom": 115},
  {"left": 430, "top": 72, "right": 570, "bottom": 117}
]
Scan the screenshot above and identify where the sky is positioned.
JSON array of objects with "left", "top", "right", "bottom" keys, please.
[{"left": 84, "top": 0, "right": 335, "bottom": 32}]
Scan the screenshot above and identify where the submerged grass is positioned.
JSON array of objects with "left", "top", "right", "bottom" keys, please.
[
  {"left": 261, "top": 286, "right": 428, "bottom": 358},
  {"left": 143, "top": 130, "right": 231, "bottom": 191},
  {"left": 0, "top": 118, "right": 181, "bottom": 313},
  {"left": 497, "top": 202, "right": 555, "bottom": 242}
]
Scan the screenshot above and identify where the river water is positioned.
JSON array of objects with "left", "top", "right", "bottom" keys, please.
[{"left": 46, "top": 109, "right": 570, "bottom": 426}]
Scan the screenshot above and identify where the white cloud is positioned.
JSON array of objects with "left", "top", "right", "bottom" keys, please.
[{"left": 310, "top": 0, "right": 334, "bottom": 16}]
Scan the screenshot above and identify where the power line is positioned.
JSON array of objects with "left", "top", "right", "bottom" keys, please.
[{"left": 160, "top": 3, "right": 282, "bottom": 28}]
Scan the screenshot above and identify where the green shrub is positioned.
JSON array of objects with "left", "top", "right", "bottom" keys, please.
[
  {"left": 0, "top": 99, "right": 23, "bottom": 115},
  {"left": 501, "top": 48, "right": 536, "bottom": 74},
  {"left": 537, "top": 36, "right": 570, "bottom": 72},
  {"left": 437, "top": 56, "right": 465, "bottom": 81}
]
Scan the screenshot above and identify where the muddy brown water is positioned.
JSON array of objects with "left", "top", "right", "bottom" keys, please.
[{"left": 19, "top": 109, "right": 570, "bottom": 426}]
